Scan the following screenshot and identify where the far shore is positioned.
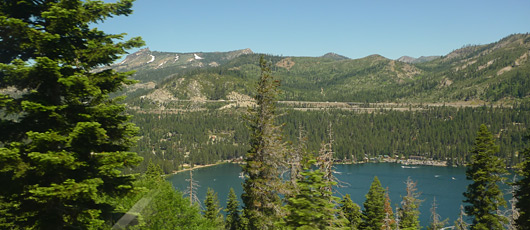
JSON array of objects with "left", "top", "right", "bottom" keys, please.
[
  {"left": 166, "top": 158, "right": 461, "bottom": 177},
  {"left": 169, "top": 161, "right": 228, "bottom": 175}
]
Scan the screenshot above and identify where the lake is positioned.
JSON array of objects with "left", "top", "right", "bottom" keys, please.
[{"left": 167, "top": 163, "right": 507, "bottom": 226}]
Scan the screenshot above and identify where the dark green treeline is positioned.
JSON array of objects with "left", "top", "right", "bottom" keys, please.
[{"left": 130, "top": 103, "right": 529, "bottom": 173}]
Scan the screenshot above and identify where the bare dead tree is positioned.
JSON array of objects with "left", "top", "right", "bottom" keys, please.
[
  {"left": 184, "top": 169, "right": 200, "bottom": 206},
  {"left": 286, "top": 125, "right": 306, "bottom": 197},
  {"left": 316, "top": 122, "right": 348, "bottom": 196},
  {"left": 454, "top": 204, "right": 469, "bottom": 230},
  {"left": 383, "top": 188, "right": 397, "bottom": 230},
  {"left": 497, "top": 175, "right": 519, "bottom": 230},
  {"left": 428, "top": 197, "right": 448, "bottom": 230}
]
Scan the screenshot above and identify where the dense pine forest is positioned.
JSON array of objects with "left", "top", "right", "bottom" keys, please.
[{"left": 130, "top": 103, "right": 530, "bottom": 173}]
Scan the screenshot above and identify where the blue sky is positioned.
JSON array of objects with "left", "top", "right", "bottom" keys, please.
[{"left": 98, "top": 0, "right": 530, "bottom": 60}]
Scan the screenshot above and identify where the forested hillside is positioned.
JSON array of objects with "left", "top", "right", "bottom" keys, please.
[
  {"left": 108, "top": 33, "right": 530, "bottom": 173},
  {"left": 113, "top": 33, "right": 530, "bottom": 106},
  {"left": 130, "top": 102, "right": 530, "bottom": 173}
]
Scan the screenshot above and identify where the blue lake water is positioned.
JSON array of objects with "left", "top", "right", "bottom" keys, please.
[{"left": 167, "top": 163, "right": 510, "bottom": 226}]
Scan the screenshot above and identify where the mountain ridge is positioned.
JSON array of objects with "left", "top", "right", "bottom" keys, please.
[{"left": 110, "top": 33, "right": 530, "bottom": 107}]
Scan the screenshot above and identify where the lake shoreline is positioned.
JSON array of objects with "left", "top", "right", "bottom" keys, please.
[
  {"left": 167, "top": 157, "right": 461, "bottom": 177},
  {"left": 169, "top": 161, "right": 229, "bottom": 175}
]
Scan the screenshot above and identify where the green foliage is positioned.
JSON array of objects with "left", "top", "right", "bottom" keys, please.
[
  {"left": 118, "top": 175, "right": 215, "bottom": 229},
  {"left": 340, "top": 194, "right": 362, "bottom": 229},
  {"left": 515, "top": 131, "right": 530, "bottom": 229},
  {"left": 463, "top": 124, "right": 508, "bottom": 230},
  {"left": 128, "top": 104, "right": 529, "bottom": 173},
  {"left": 398, "top": 177, "right": 422, "bottom": 230},
  {"left": 278, "top": 160, "right": 344, "bottom": 230},
  {"left": 361, "top": 176, "right": 385, "bottom": 230},
  {"left": 145, "top": 159, "right": 163, "bottom": 180},
  {"left": 225, "top": 188, "right": 241, "bottom": 230},
  {"left": 203, "top": 187, "right": 224, "bottom": 225},
  {"left": 241, "top": 56, "right": 286, "bottom": 229},
  {"left": 0, "top": 0, "right": 144, "bottom": 228}
]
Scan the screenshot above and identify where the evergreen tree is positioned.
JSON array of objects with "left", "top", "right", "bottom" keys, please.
[
  {"left": 145, "top": 159, "right": 164, "bottom": 180},
  {"left": 204, "top": 187, "right": 223, "bottom": 225},
  {"left": 515, "top": 131, "right": 530, "bottom": 229},
  {"left": 398, "top": 177, "right": 422, "bottom": 230},
  {"left": 361, "top": 176, "right": 385, "bottom": 230},
  {"left": 278, "top": 159, "right": 342, "bottom": 229},
  {"left": 463, "top": 124, "right": 507, "bottom": 230},
  {"left": 340, "top": 194, "right": 362, "bottom": 230},
  {"left": 225, "top": 188, "right": 241, "bottom": 230},
  {"left": 0, "top": 0, "right": 143, "bottom": 228},
  {"left": 241, "top": 56, "right": 287, "bottom": 229}
]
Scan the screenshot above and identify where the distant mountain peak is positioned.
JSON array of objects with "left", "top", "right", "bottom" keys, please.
[
  {"left": 397, "top": 55, "right": 440, "bottom": 64},
  {"left": 321, "top": 52, "right": 349, "bottom": 60},
  {"left": 240, "top": 48, "right": 253, "bottom": 54},
  {"left": 397, "top": 56, "right": 416, "bottom": 63}
]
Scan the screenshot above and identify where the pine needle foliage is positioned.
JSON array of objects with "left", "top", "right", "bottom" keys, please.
[
  {"left": 241, "top": 56, "right": 287, "bottom": 229},
  {"left": 339, "top": 194, "right": 362, "bottom": 229},
  {"left": 0, "top": 0, "right": 144, "bottom": 228},
  {"left": 203, "top": 187, "right": 223, "bottom": 225},
  {"left": 361, "top": 176, "right": 385, "bottom": 230},
  {"left": 278, "top": 159, "right": 343, "bottom": 230},
  {"left": 225, "top": 188, "right": 241, "bottom": 230},
  {"left": 515, "top": 131, "right": 530, "bottom": 230},
  {"left": 463, "top": 124, "right": 508, "bottom": 230}
]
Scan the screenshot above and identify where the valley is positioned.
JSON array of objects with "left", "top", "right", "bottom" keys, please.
[{"left": 103, "top": 34, "right": 530, "bottom": 174}]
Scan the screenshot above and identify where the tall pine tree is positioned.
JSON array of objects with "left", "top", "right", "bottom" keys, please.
[
  {"left": 278, "top": 159, "right": 342, "bottom": 230},
  {"left": 361, "top": 176, "right": 385, "bottom": 230},
  {"left": 241, "top": 56, "right": 287, "bottom": 229},
  {"left": 463, "top": 124, "right": 507, "bottom": 230},
  {"left": 0, "top": 0, "right": 143, "bottom": 228},
  {"left": 225, "top": 188, "right": 241, "bottom": 230},
  {"left": 340, "top": 194, "right": 362, "bottom": 230},
  {"left": 515, "top": 131, "right": 530, "bottom": 229},
  {"left": 203, "top": 187, "right": 223, "bottom": 225}
]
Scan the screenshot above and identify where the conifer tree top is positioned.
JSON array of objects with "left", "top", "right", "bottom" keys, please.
[{"left": 0, "top": 0, "right": 144, "bottom": 228}]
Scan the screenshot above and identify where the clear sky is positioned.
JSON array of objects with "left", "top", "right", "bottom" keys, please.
[{"left": 98, "top": 0, "right": 530, "bottom": 60}]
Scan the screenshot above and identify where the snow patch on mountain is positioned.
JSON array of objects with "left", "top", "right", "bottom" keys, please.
[
  {"left": 194, "top": 54, "right": 203, "bottom": 60},
  {"left": 147, "top": 55, "right": 155, "bottom": 63},
  {"left": 157, "top": 60, "right": 167, "bottom": 68},
  {"left": 174, "top": 54, "right": 179, "bottom": 62}
]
